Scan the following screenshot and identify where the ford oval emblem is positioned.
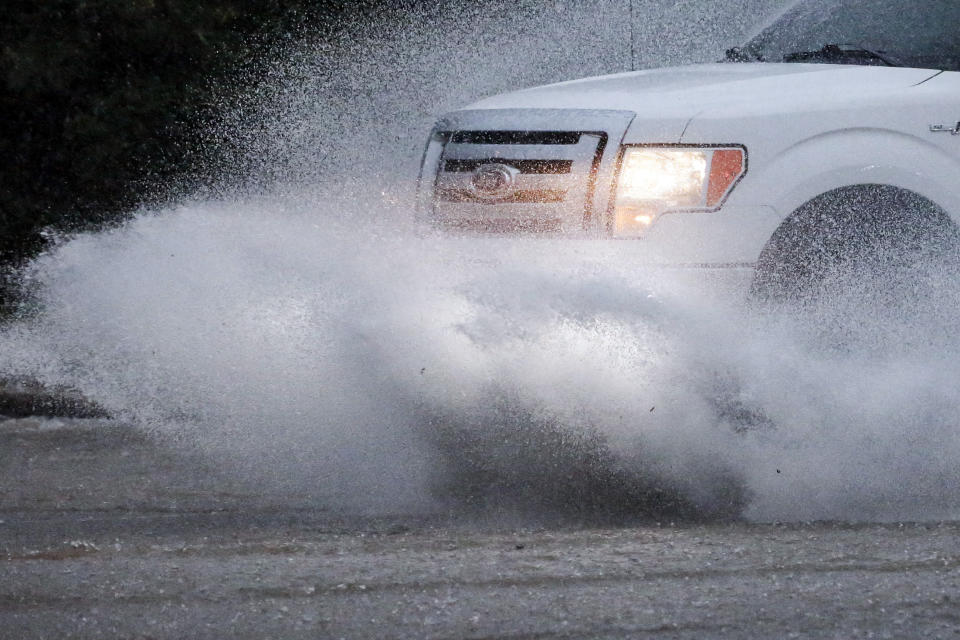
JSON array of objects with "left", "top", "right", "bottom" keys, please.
[{"left": 470, "top": 163, "right": 520, "bottom": 199}]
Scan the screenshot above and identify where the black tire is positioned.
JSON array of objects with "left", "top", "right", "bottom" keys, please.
[{"left": 751, "top": 185, "right": 960, "bottom": 303}]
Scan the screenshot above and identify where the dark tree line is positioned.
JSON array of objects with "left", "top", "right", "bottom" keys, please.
[{"left": 1, "top": 0, "right": 398, "bottom": 305}]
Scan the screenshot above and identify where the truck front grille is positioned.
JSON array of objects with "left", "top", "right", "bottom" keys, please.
[{"left": 428, "top": 129, "right": 607, "bottom": 232}]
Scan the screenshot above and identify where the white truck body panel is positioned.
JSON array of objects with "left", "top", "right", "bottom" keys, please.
[{"left": 421, "top": 62, "right": 960, "bottom": 270}]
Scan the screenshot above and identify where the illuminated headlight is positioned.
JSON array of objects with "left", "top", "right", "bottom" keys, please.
[{"left": 612, "top": 146, "right": 746, "bottom": 237}]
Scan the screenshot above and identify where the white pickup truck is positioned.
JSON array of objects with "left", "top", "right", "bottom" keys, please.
[{"left": 418, "top": 0, "right": 960, "bottom": 300}]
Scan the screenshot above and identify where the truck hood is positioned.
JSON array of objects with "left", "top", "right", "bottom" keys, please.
[{"left": 466, "top": 63, "right": 939, "bottom": 127}]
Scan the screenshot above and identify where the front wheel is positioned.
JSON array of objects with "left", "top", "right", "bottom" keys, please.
[{"left": 750, "top": 185, "right": 960, "bottom": 350}]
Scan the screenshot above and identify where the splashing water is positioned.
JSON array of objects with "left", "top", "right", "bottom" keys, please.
[{"left": 4, "top": 0, "right": 960, "bottom": 523}]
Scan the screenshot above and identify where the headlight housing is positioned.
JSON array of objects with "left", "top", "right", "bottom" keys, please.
[{"left": 612, "top": 146, "right": 746, "bottom": 237}]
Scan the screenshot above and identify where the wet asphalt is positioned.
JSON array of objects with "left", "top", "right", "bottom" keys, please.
[{"left": 1, "top": 416, "right": 959, "bottom": 639}]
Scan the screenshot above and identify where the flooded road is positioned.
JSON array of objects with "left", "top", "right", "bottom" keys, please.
[
  {"left": 3, "top": 3, "right": 960, "bottom": 637},
  {"left": 2, "top": 416, "right": 959, "bottom": 639}
]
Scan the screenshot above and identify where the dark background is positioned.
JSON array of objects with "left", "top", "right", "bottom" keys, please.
[{"left": 0, "top": 0, "right": 411, "bottom": 304}]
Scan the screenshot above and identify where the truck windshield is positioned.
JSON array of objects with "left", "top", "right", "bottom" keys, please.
[{"left": 737, "top": 0, "right": 960, "bottom": 71}]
